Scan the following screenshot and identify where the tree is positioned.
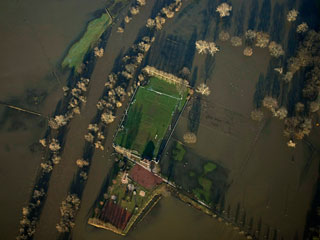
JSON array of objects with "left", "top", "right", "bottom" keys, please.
[
  {"left": 48, "top": 115, "right": 68, "bottom": 129},
  {"left": 195, "top": 40, "right": 207, "bottom": 54},
  {"left": 101, "top": 112, "right": 115, "bottom": 124},
  {"left": 262, "top": 96, "right": 278, "bottom": 112},
  {"left": 268, "top": 41, "right": 284, "bottom": 58},
  {"left": 251, "top": 109, "right": 264, "bottom": 121},
  {"left": 216, "top": 3, "right": 232, "bottom": 17},
  {"left": 219, "top": 31, "right": 230, "bottom": 41},
  {"left": 124, "top": 16, "right": 132, "bottom": 24},
  {"left": 117, "top": 27, "right": 124, "bottom": 33},
  {"left": 230, "top": 36, "right": 242, "bottom": 47},
  {"left": 84, "top": 132, "right": 94, "bottom": 143},
  {"left": 283, "top": 71, "right": 293, "bottom": 82},
  {"left": 287, "top": 9, "right": 298, "bottom": 22},
  {"left": 94, "top": 141, "right": 104, "bottom": 150},
  {"left": 273, "top": 107, "right": 288, "bottom": 119},
  {"left": 146, "top": 18, "right": 155, "bottom": 28},
  {"left": 52, "top": 154, "right": 61, "bottom": 165},
  {"left": 76, "top": 159, "right": 89, "bottom": 168},
  {"left": 297, "top": 23, "right": 308, "bottom": 33},
  {"left": 49, "top": 138, "right": 61, "bottom": 152},
  {"left": 94, "top": 47, "right": 104, "bottom": 58},
  {"left": 196, "top": 83, "right": 211, "bottom": 96},
  {"left": 243, "top": 47, "right": 253, "bottom": 56},
  {"left": 137, "top": 0, "right": 146, "bottom": 6},
  {"left": 40, "top": 162, "right": 53, "bottom": 173},
  {"left": 255, "top": 32, "right": 270, "bottom": 48},
  {"left": 88, "top": 123, "right": 99, "bottom": 132},
  {"left": 195, "top": 40, "right": 219, "bottom": 56},
  {"left": 130, "top": 6, "right": 140, "bottom": 15},
  {"left": 284, "top": 117, "right": 312, "bottom": 140},
  {"left": 183, "top": 132, "right": 197, "bottom": 143},
  {"left": 245, "top": 30, "right": 257, "bottom": 42}
]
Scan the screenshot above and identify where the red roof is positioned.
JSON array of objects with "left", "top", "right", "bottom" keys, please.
[
  {"left": 100, "top": 200, "right": 132, "bottom": 230},
  {"left": 129, "top": 164, "right": 162, "bottom": 189}
]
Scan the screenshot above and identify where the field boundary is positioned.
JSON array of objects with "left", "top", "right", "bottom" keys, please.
[{"left": 113, "top": 69, "right": 190, "bottom": 162}]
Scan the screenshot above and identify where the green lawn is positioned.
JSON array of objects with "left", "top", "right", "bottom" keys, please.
[
  {"left": 203, "top": 162, "right": 217, "bottom": 175},
  {"left": 62, "top": 12, "right": 112, "bottom": 72},
  {"left": 115, "top": 77, "right": 188, "bottom": 159},
  {"left": 193, "top": 177, "right": 212, "bottom": 203}
]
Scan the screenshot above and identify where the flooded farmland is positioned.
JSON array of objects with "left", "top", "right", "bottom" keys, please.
[{"left": 1, "top": 0, "right": 320, "bottom": 240}]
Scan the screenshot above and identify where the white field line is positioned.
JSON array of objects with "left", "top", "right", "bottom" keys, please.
[{"left": 142, "top": 86, "right": 182, "bottom": 101}]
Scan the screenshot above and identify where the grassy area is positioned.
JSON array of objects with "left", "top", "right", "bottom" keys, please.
[
  {"left": 172, "top": 142, "right": 186, "bottom": 162},
  {"left": 62, "top": 12, "right": 112, "bottom": 71},
  {"left": 107, "top": 174, "right": 150, "bottom": 213},
  {"left": 193, "top": 177, "right": 212, "bottom": 203},
  {"left": 203, "top": 162, "right": 216, "bottom": 175},
  {"left": 115, "top": 77, "right": 189, "bottom": 158}
]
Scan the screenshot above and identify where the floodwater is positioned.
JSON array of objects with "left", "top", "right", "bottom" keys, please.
[{"left": 0, "top": 0, "right": 319, "bottom": 240}]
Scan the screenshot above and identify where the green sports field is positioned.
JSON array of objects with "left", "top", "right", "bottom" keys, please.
[{"left": 115, "top": 77, "right": 188, "bottom": 159}]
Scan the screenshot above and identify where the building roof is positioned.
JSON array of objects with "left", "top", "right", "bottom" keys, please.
[{"left": 129, "top": 164, "right": 162, "bottom": 189}]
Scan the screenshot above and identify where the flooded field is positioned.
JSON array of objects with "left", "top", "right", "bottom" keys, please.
[{"left": 1, "top": 0, "right": 320, "bottom": 240}]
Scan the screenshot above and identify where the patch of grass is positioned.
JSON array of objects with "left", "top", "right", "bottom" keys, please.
[
  {"left": 107, "top": 174, "right": 150, "bottom": 213},
  {"left": 203, "top": 162, "right": 216, "bottom": 175},
  {"left": 172, "top": 142, "right": 186, "bottom": 162},
  {"left": 62, "top": 13, "right": 112, "bottom": 71},
  {"left": 189, "top": 171, "right": 196, "bottom": 177},
  {"left": 193, "top": 177, "right": 212, "bottom": 203}
]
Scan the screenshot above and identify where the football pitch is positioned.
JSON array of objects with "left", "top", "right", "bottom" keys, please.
[{"left": 114, "top": 77, "right": 188, "bottom": 159}]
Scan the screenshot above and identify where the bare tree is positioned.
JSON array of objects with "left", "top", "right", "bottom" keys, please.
[
  {"left": 216, "top": 3, "right": 232, "bottom": 17},
  {"left": 84, "top": 132, "right": 94, "bottom": 143},
  {"left": 130, "top": 6, "right": 140, "bottom": 15},
  {"left": 273, "top": 107, "right": 288, "bottom": 120},
  {"left": 230, "top": 36, "right": 242, "bottom": 47},
  {"left": 94, "top": 47, "right": 104, "bottom": 58},
  {"left": 297, "top": 22, "right": 308, "bottom": 33},
  {"left": 219, "top": 31, "right": 230, "bottom": 41},
  {"left": 287, "top": 9, "right": 299, "bottom": 22},
  {"left": 196, "top": 83, "right": 211, "bottom": 96},
  {"left": 76, "top": 159, "right": 89, "bottom": 168},
  {"left": 243, "top": 47, "right": 253, "bottom": 56},
  {"left": 49, "top": 138, "right": 61, "bottom": 152},
  {"left": 262, "top": 96, "right": 278, "bottom": 113},
  {"left": 255, "top": 32, "right": 270, "bottom": 48},
  {"left": 268, "top": 41, "right": 284, "bottom": 58},
  {"left": 183, "top": 132, "right": 197, "bottom": 143},
  {"left": 245, "top": 30, "right": 257, "bottom": 41},
  {"left": 195, "top": 40, "right": 219, "bottom": 56},
  {"left": 250, "top": 109, "right": 264, "bottom": 121},
  {"left": 101, "top": 112, "right": 115, "bottom": 124}
]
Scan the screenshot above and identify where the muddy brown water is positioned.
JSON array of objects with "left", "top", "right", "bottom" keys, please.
[{"left": 0, "top": 0, "right": 319, "bottom": 240}]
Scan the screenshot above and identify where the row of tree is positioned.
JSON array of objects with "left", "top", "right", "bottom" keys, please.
[{"left": 55, "top": 0, "right": 186, "bottom": 235}]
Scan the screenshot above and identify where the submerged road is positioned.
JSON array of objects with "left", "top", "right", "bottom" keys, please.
[{"left": 34, "top": 2, "right": 157, "bottom": 240}]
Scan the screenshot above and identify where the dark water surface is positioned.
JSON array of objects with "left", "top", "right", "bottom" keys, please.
[{"left": 1, "top": 0, "right": 320, "bottom": 240}]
